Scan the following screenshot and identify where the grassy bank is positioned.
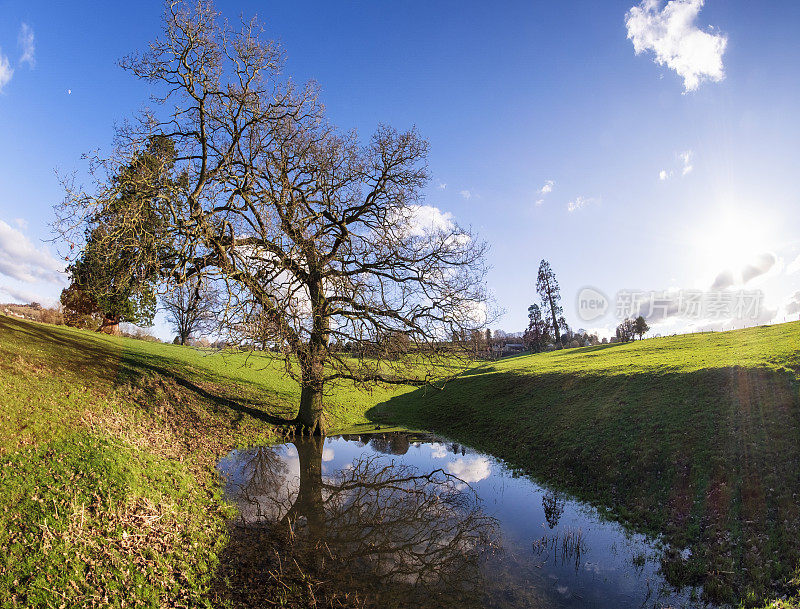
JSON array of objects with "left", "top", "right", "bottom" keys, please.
[
  {"left": 2, "top": 314, "right": 799, "bottom": 606},
  {"left": 371, "top": 322, "right": 800, "bottom": 606},
  {"left": 0, "top": 315, "right": 404, "bottom": 607}
]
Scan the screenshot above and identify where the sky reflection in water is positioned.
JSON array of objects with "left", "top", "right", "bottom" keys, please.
[{"left": 218, "top": 433, "right": 710, "bottom": 609}]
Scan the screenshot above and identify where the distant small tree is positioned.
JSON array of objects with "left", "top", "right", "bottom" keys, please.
[
  {"left": 615, "top": 318, "right": 636, "bottom": 342},
  {"left": 523, "top": 303, "right": 549, "bottom": 352},
  {"left": 634, "top": 315, "right": 650, "bottom": 340},
  {"left": 469, "top": 329, "right": 486, "bottom": 354},
  {"left": 162, "top": 278, "right": 217, "bottom": 345},
  {"left": 536, "top": 260, "right": 563, "bottom": 344},
  {"left": 558, "top": 315, "right": 571, "bottom": 346}
]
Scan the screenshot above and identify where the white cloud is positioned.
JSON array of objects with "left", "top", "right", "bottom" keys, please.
[
  {"left": 18, "top": 23, "right": 35, "bottom": 69},
  {"left": 787, "top": 253, "right": 800, "bottom": 275},
  {"left": 687, "top": 304, "right": 778, "bottom": 332},
  {"left": 0, "top": 285, "right": 59, "bottom": 307},
  {"left": 711, "top": 252, "right": 779, "bottom": 289},
  {"left": 786, "top": 292, "right": 800, "bottom": 316},
  {"left": 535, "top": 180, "right": 554, "bottom": 206},
  {"left": 401, "top": 204, "right": 455, "bottom": 237},
  {"left": 0, "top": 284, "right": 58, "bottom": 307},
  {"left": 0, "top": 220, "right": 65, "bottom": 284},
  {"left": 322, "top": 447, "right": 335, "bottom": 462},
  {"left": 659, "top": 150, "right": 693, "bottom": 180},
  {"left": 625, "top": 0, "right": 727, "bottom": 92},
  {"left": 437, "top": 182, "right": 447, "bottom": 190},
  {"left": 679, "top": 150, "right": 693, "bottom": 174},
  {"left": 13, "top": 218, "right": 28, "bottom": 230},
  {"left": 567, "top": 196, "right": 596, "bottom": 213},
  {"left": 711, "top": 268, "right": 735, "bottom": 290},
  {"left": 0, "top": 50, "right": 13, "bottom": 92},
  {"left": 741, "top": 252, "right": 776, "bottom": 284},
  {"left": 429, "top": 443, "right": 447, "bottom": 459},
  {"left": 445, "top": 456, "right": 491, "bottom": 484},
  {"left": 459, "top": 190, "right": 472, "bottom": 200}
]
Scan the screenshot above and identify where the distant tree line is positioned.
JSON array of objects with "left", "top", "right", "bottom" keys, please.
[{"left": 614, "top": 315, "right": 649, "bottom": 342}]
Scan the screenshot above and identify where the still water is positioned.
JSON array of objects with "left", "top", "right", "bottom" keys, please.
[{"left": 218, "top": 432, "right": 709, "bottom": 608}]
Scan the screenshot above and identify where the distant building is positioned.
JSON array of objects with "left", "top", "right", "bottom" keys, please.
[{"left": 492, "top": 342, "right": 526, "bottom": 356}]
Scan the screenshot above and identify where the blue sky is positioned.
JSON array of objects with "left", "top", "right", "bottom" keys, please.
[{"left": 1, "top": 0, "right": 799, "bottom": 339}]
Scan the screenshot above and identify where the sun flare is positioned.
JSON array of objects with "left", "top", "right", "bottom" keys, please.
[{"left": 695, "top": 209, "right": 772, "bottom": 283}]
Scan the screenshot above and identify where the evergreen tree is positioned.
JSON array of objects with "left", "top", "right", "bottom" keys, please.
[
  {"left": 63, "top": 136, "right": 178, "bottom": 333},
  {"left": 536, "top": 259, "right": 563, "bottom": 343},
  {"left": 523, "top": 303, "right": 549, "bottom": 352},
  {"left": 634, "top": 315, "right": 650, "bottom": 340}
]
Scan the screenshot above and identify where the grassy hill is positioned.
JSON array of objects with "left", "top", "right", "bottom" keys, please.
[
  {"left": 1, "top": 314, "right": 799, "bottom": 606},
  {"left": 0, "top": 315, "right": 404, "bottom": 607},
  {"left": 372, "top": 322, "right": 800, "bottom": 605}
]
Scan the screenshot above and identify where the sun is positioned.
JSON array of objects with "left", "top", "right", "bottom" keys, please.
[{"left": 694, "top": 208, "right": 771, "bottom": 282}]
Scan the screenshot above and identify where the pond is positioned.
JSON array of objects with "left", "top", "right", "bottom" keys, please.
[{"left": 218, "top": 432, "right": 710, "bottom": 608}]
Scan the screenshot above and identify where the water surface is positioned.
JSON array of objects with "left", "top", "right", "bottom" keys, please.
[{"left": 218, "top": 432, "right": 709, "bottom": 608}]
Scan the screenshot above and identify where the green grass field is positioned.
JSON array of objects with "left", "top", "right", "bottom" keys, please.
[
  {"left": 1, "top": 314, "right": 799, "bottom": 606},
  {"left": 0, "top": 315, "right": 407, "bottom": 607},
  {"left": 372, "top": 322, "right": 800, "bottom": 606}
]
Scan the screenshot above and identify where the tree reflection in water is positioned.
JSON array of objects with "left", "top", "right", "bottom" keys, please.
[
  {"left": 218, "top": 437, "right": 498, "bottom": 608},
  {"left": 542, "top": 488, "right": 566, "bottom": 529}
]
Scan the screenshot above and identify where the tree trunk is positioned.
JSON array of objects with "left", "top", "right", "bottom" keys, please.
[
  {"left": 295, "top": 338, "right": 326, "bottom": 435},
  {"left": 546, "top": 288, "right": 560, "bottom": 343},
  {"left": 549, "top": 301, "right": 560, "bottom": 343},
  {"left": 294, "top": 276, "right": 329, "bottom": 436},
  {"left": 98, "top": 315, "right": 120, "bottom": 335},
  {"left": 296, "top": 377, "right": 324, "bottom": 436}
]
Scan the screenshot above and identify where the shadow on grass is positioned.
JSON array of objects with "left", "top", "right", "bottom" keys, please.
[
  {"left": 0, "top": 316, "right": 294, "bottom": 427},
  {"left": 467, "top": 342, "right": 628, "bottom": 370},
  {"left": 366, "top": 362, "right": 800, "bottom": 604}
]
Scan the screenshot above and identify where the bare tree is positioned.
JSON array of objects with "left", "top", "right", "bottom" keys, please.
[
  {"left": 162, "top": 278, "right": 217, "bottom": 345},
  {"left": 56, "top": 1, "right": 490, "bottom": 435},
  {"left": 616, "top": 317, "right": 636, "bottom": 342}
]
